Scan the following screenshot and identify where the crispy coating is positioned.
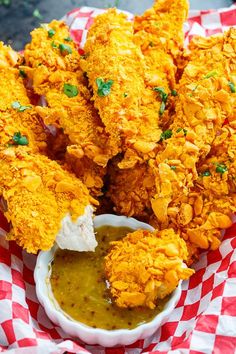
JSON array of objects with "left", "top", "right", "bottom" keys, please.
[
  {"left": 82, "top": 9, "right": 163, "bottom": 168},
  {"left": 0, "top": 41, "right": 19, "bottom": 68},
  {"left": 134, "top": 0, "right": 189, "bottom": 57},
  {"left": 134, "top": 0, "right": 189, "bottom": 128},
  {"left": 65, "top": 154, "right": 106, "bottom": 197},
  {"left": 151, "top": 29, "right": 236, "bottom": 224},
  {"left": 0, "top": 43, "right": 96, "bottom": 253},
  {"left": 0, "top": 43, "right": 46, "bottom": 152},
  {"left": 24, "top": 20, "right": 114, "bottom": 195},
  {"left": 24, "top": 20, "right": 81, "bottom": 71},
  {"left": 105, "top": 228, "right": 194, "bottom": 309},
  {"left": 0, "top": 147, "right": 95, "bottom": 253},
  {"left": 107, "top": 0, "right": 189, "bottom": 215},
  {"left": 108, "top": 160, "right": 156, "bottom": 221}
]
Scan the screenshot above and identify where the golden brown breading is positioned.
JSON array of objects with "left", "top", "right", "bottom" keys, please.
[
  {"left": 0, "top": 43, "right": 96, "bottom": 253},
  {"left": 33, "top": 69, "right": 113, "bottom": 166},
  {"left": 108, "top": 160, "right": 156, "bottom": 221},
  {"left": 24, "top": 20, "right": 114, "bottom": 196},
  {"left": 24, "top": 20, "right": 81, "bottom": 71},
  {"left": 65, "top": 154, "right": 106, "bottom": 198},
  {"left": 134, "top": 0, "right": 189, "bottom": 128},
  {"left": 81, "top": 9, "right": 163, "bottom": 169},
  {"left": 151, "top": 29, "right": 236, "bottom": 228},
  {"left": 105, "top": 228, "right": 194, "bottom": 309},
  {"left": 0, "top": 41, "right": 19, "bottom": 68},
  {"left": 0, "top": 147, "right": 96, "bottom": 253},
  {"left": 107, "top": 0, "right": 189, "bottom": 217},
  {"left": 134, "top": 0, "right": 189, "bottom": 57},
  {"left": 0, "top": 49, "right": 46, "bottom": 153}
]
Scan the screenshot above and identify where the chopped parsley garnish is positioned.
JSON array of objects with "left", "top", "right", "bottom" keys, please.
[
  {"left": 160, "top": 129, "right": 172, "bottom": 142},
  {"left": 124, "top": 92, "right": 128, "bottom": 98},
  {"left": 96, "top": 78, "right": 114, "bottom": 97},
  {"left": 192, "top": 71, "right": 218, "bottom": 93},
  {"left": 59, "top": 43, "right": 72, "bottom": 55},
  {"left": 19, "top": 69, "right": 27, "bottom": 78},
  {"left": 12, "top": 132, "right": 29, "bottom": 146},
  {"left": 201, "top": 170, "right": 211, "bottom": 177},
  {"left": 170, "top": 166, "right": 177, "bottom": 170},
  {"left": 64, "top": 36, "right": 72, "bottom": 42},
  {"left": 171, "top": 89, "right": 178, "bottom": 96},
  {"left": 51, "top": 41, "right": 57, "bottom": 49},
  {"left": 228, "top": 81, "right": 236, "bottom": 93},
  {"left": 176, "top": 128, "right": 187, "bottom": 136},
  {"left": 203, "top": 71, "right": 218, "bottom": 79},
  {"left": 215, "top": 164, "right": 228, "bottom": 174},
  {"left": 153, "top": 87, "right": 168, "bottom": 116},
  {"left": 159, "top": 101, "right": 166, "bottom": 115},
  {"left": 11, "top": 101, "right": 31, "bottom": 112},
  {"left": 63, "top": 83, "right": 79, "bottom": 98},
  {"left": 48, "top": 29, "right": 55, "bottom": 38}
]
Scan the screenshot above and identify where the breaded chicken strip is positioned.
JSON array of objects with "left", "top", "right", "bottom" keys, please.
[
  {"left": 151, "top": 29, "right": 236, "bottom": 227},
  {"left": 108, "top": 0, "right": 189, "bottom": 215},
  {"left": 24, "top": 21, "right": 113, "bottom": 196},
  {"left": 0, "top": 42, "right": 46, "bottom": 152},
  {"left": 81, "top": 9, "right": 163, "bottom": 169},
  {"left": 134, "top": 0, "right": 188, "bottom": 57},
  {"left": 24, "top": 20, "right": 81, "bottom": 72},
  {"left": 105, "top": 228, "right": 194, "bottom": 309},
  {"left": 0, "top": 44, "right": 97, "bottom": 253},
  {"left": 111, "top": 30, "right": 235, "bottom": 219},
  {"left": 183, "top": 123, "right": 236, "bottom": 251},
  {"left": 0, "top": 147, "right": 97, "bottom": 253},
  {"left": 134, "top": 0, "right": 189, "bottom": 128}
]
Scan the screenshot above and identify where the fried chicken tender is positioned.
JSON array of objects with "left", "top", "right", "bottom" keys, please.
[
  {"left": 24, "top": 20, "right": 113, "bottom": 196},
  {"left": 81, "top": 9, "right": 164, "bottom": 168},
  {"left": 107, "top": 0, "right": 189, "bottom": 215},
  {"left": 0, "top": 43, "right": 97, "bottom": 253},
  {"left": 0, "top": 147, "right": 96, "bottom": 253},
  {"left": 24, "top": 20, "right": 81, "bottom": 72},
  {"left": 105, "top": 228, "right": 194, "bottom": 309},
  {"left": 0, "top": 44, "right": 46, "bottom": 152},
  {"left": 151, "top": 29, "right": 236, "bottom": 226},
  {"left": 134, "top": 0, "right": 189, "bottom": 128},
  {"left": 182, "top": 123, "right": 236, "bottom": 251},
  {"left": 134, "top": 0, "right": 188, "bottom": 57}
]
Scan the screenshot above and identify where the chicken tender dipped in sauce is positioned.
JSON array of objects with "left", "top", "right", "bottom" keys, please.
[{"left": 105, "top": 229, "right": 194, "bottom": 309}]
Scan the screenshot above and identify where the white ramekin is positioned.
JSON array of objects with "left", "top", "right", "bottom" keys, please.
[{"left": 34, "top": 214, "right": 183, "bottom": 347}]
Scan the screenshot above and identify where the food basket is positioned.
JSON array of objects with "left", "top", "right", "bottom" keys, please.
[{"left": 0, "top": 4, "right": 236, "bottom": 354}]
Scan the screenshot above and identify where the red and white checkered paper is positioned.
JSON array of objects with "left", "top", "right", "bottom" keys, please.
[{"left": 1, "top": 4, "right": 236, "bottom": 354}]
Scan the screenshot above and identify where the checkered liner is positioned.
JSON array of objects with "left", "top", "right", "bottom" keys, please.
[{"left": 1, "top": 4, "right": 236, "bottom": 354}]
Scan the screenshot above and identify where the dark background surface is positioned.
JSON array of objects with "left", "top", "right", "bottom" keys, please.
[{"left": 0, "top": 0, "right": 233, "bottom": 50}]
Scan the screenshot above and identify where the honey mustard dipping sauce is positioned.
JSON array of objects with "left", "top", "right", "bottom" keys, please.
[{"left": 50, "top": 226, "right": 169, "bottom": 330}]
